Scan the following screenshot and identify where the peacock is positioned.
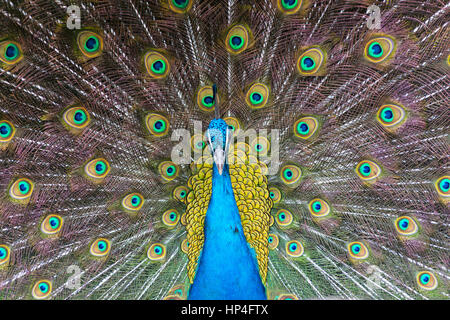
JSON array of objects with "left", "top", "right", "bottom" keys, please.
[{"left": 0, "top": 0, "right": 448, "bottom": 300}]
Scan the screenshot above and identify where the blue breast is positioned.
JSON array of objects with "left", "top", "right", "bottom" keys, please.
[{"left": 188, "top": 164, "right": 267, "bottom": 300}]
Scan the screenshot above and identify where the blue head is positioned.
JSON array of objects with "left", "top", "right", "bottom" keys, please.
[{"left": 207, "top": 118, "right": 231, "bottom": 175}]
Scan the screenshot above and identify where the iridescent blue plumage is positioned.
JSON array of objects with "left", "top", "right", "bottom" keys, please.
[{"left": 188, "top": 163, "right": 266, "bottom": 300}]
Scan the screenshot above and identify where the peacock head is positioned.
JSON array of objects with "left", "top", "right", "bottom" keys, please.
[
  {"left": 206, "top": 118, "right": 231, "bottom": 176},
  {"left": 205, "top": 84, "right": 231, "bottom": 176}
]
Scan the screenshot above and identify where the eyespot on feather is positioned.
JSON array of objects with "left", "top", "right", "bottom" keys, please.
[
  {"left": 146, "top": 113, "right": 170, "bottom": 137},
  {"left": 32, "top": 280, "right": 52, "bottom": 300},
  {"left": 84, "top": 158, "right": 110, "bottom": 182},
  {"left": 275, "top": 209, "right": 293, "bottom": 228},
  {"left": 277, "top": 293, "right": 299, "bottom": 300},
  {"left": 308, "top": 198, "right": 330, "bottom": 218},
  {"left": 77, "top": 31, "right": 103, "bottom": 58},
  {"left": 250, "top": 136, "right": 270, "bottom": 156},
  {"left": 376, "top": 104, "right": 406, "bottom": 131},
  {"left": 355, "top": 160, "right": 381, "bottom": 183},
  {"left": 181, "top": 238, "right": 189, "bottom": 254},
  {"left": 225, "top": 24, "right": 252, "bottom": 54},
  {"left": 122, "top": 193, "right": 144, "bottom": 212},
  {"left": 394, "top": 216, "right": 419, "bottom": 236},
  {"left": 162, "top": 209, "right": 180, "bottom": 227},
  {"left": 0, "top": 120, "right": 16, "bottom": 143},
  {"left": 245, "top": 83, "right": 270, "bottom": 109},
  {"left": 347, "top": 241, "right": 369, "bottom": 260},
  {"left": 435, "top": 176, "right": 450, "bottom": 199},
  {"left": 297, "top": 47, "right": 325, "bottom": 75},
  {"left": 168, "top": 0, "right": 193, "bottom": 13},
  {"left": 173, "top": 186, "right": 188, "bottom": 203},
  {"left": 191, "top": 134, "right": 207, "bottom": 152},
  {"left": 148, "top": 243, "right": 166, "bottom": 261},
  {"left": 268, "top": 187, "right": 281, "bottom": 204},
  {"left": 0, "top": 244, "right": 11, "bottom": 267},
  {"left": 196, "top": 85, "right": 217, "bottom": 112},
  {"left": 364, "top": 35, "right": 396, "bottom": 64},
  {"left": 416, "top": 271, "right": 438, "bottom": 291},
  {"left": 268, "top": 234, "right": 279, "bottom": 250},
  {"left": 41, "top": 214, "right": 63, "bottom": 236},
  {"left": 145, "top": 51, "right": 170, "bottom": 79},
  {"left": 286, "top": 240, "right": 304, "bottom": 257},
  {"left": 280, "top": 165, "right": 302, "bottom": 187},
  {"left": 9, "top": 178, "right": 34, "bottom": 202},
  {"left": 277, "top": 0, "right": 303, "bottom": 15},
  {"left": 62, "top": 106, "right": 91, "bottom": 133},
  {"left": 293, "top": 116, "right": 319, "bottom": 140},
  {"left": 90, "top": 238, "right": 111, "bottom": 257},
  {"left": 223, "top": 116, "right": 241, "bottom": 136},
  {"left": 0, "top": 40, "right": 23, "bottom": 65},
  {"left": 158, "top": 161, "right": 179, "bottom": 182}
]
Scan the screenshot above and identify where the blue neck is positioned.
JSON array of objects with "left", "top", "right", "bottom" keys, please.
[{"left": 188, "top": 164, "right": 267, "bottom": 300}]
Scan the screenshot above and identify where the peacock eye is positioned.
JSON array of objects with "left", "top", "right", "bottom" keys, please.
[
  {"left": 308, "top": 198, "right": 330, "bottom": 217},
  {"left": 246, "top": 83, "right": 270, "bottom": 109},
  {"left": 162, "top": 209, "right": 180, "bottom": 227},
  {"left": 268, "top": 187, "right": 281, "bottom": 204},
  {"left": 9, "top": 178, "right": 34, "bottom": 201},
  {"left": 297, "top": 48, "right": 325, "bottom": 75},
  {"left": 190, "top": 134, "right": 206, "bottom": 152},
  {"left": 0, "top": 245, "right": 11, "bottom": 266},
  {"left": 173, "top": 186, "right": 188, "bottom": 203},
  {"left": 286, "top": 240, "right": 304, "bottom": 257},
  {"left": 268, "top": 234, "right": 279, "bottom": 250},
  {"left": 0, "top": 41, "right": 23, "bottom": 64},
  {"left": 356, "top": 160, "right": 381, "bottom": 182},
  {"left": 41, "top": 215, "right": 63, "bottom": 235},
  {"left": 158, "top": 161, "right": 179, "bottom": 182},
  {"left": 293, "top": 116, "right": 319, "bottom": 140},
  {"left": 416, "top": 271, "right": 438, "bottom": 291},
  {"left": 277, "top": 0, "right": 303, "bottom": 14},
  {"left": 277, "top": 294, "right": 299, "bottom": 300},
  {"left": 197, "top": 86, "right": 217, "bottom": 112},
  {"left": 280, "top": 165, "right": 302, "bottom": 187},
  {"left": 146, "top": 113, "right": 170, "bottom": 137},
  {"left": 347, "top": 241, "right": 369, "bottom": 260},
  {"left": 435, "top": 176, "right": 450, "bottom": 198},
  {"left": 225, "top": 24, "right": 251, "bottom": 54},
  {"left": 181, "top": 238, "right": 189, "bottom": 254},
  {"left": 90, "top": 238, "right": 111, "bottom": 257},
  {"left": 122, "top": 193, "right": 144, "bottom": 212},
  {"left": 145, "top": 51, "right": 170, "bottom": 79},
  {"left": 0, "top": 120, "right": 16, "bottom": 142},
  {"left": 77, "top": 31, "right": 103, "bottom": 58},
  {"left": 84, "top": 158, "right": 110, "bottom": 181},
  {"left": 32, "top": 280, "right": 52, "bottom": 300},
  {"left": 224, "top": 117, "right": 241, "bottom": 135},
  {"left": 251, "top": 136, "right": 270, "bottom": 156},
  {"left": 376, "top": 104, "right": 406, "bottom": 130},
  {"left": 148, "top": 243, "right": 166, "bottom": 261},
  {"left": 364, "top": 36, "right": 396, "bottom": 64},
  {"left": 395, "top": 216, "right": 418, "bottom": 236},
  {"left": 275, "top": 209, "right": 293, "bottom": 228},
  {"left": 62, "top": 106, "right": 91, "bottom": 132},
  {"left": 169, "top": 0, "right": 192, "bottom": 13}
]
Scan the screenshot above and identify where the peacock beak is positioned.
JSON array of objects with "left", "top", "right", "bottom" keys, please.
[{"left": 213, "top": 147, "right": 225, "bottom": 175}]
